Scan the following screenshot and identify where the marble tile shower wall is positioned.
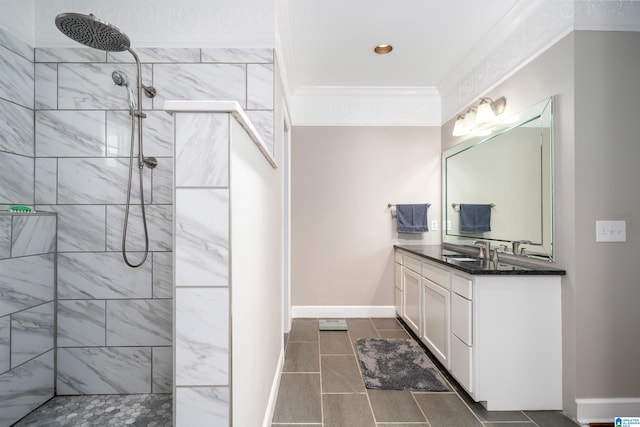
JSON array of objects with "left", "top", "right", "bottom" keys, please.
[
  {"left": 30, "top": 43, "right": 274, "bottom": 397},
  {"left": 0, "top": 27, "right": 35, "bottom": 209},
  {"left": 0, "top": 212, "right": 57, "bottom": 427}
]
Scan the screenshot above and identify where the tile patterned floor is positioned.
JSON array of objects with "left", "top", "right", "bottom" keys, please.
[
  {"left": 11, "top": 393, "right": 172, "bottom": 427},
  {"left": 272, "top": 318, "right": 582, "bottom": 427}
]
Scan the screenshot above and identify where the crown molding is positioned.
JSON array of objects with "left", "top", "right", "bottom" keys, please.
[
  {"left": 440, "top": 0, "right": 640, "bottom": 123},
  {"left": 439, "top": 0, "right": 574, "bottom": 122},
  {"left": 574, "top": 0, "right": 640, "bottom": 31},
  {"left": 291, "top": 86, "right": 441, "bottom": 126}
]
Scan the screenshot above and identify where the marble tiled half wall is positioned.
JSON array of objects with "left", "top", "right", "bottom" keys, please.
[
  {"left": 31, "top": 42, "right": 274, "bottom": 399},
  {"left": 174, "top": 112, "right": 232, "bottom": 425},
  {"left": 0, "top": 212, "right": 56, "bottom": 427}
]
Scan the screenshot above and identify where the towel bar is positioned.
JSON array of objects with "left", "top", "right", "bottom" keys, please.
[
  {"left": 388, "top": 203, "right": 431, "bottom": 208},
  {"left": 451, "top": 203, "right": 495, "bottom": 210},
  {"left": 387, "top": 203, "right": 431, "bottom": 219}
]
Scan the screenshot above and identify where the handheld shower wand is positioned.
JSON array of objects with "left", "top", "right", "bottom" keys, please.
[{"left": 111, "top": 70, "right": 136, "bottom": 110}]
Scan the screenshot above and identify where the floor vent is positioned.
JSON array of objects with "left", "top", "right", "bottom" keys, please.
[{"left": 319, "top": 319, "right": 348, "bottom": 331}]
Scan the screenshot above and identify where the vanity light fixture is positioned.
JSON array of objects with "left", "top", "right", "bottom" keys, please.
[
  {"left": 451, "top": 96, "right": 507, "bottom": 136},
  {"left": 463, "top": 107, "right": 477, "bottom": 131},
  {"left": 374, "top": 44, "right": 393, "bottom": 54},
  {"left": 476, "top": 97, "right": 507, "bottom": 123},
  {"left": 452, "top": 114, "right": 467, "bottom": 136}
]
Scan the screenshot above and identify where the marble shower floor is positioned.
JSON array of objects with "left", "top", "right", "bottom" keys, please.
[
  {"left": 272, "top": 318, "right": 582, "bottom": 427},
  {"left": 11, "top": 394, "right": 172, "bottom": 427}
]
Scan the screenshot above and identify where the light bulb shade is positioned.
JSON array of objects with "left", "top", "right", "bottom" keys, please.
[
  {"left": 463, "top": 108, "right": 476, "bottom": 130},
  {"left": 476, "top": 99, "right": 496, "bottom": 123},
  {"left": 452, "top": 116, "right": 467, "bottom": 136}
]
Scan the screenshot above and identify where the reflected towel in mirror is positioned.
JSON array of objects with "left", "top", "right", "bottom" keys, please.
[
  {"left": 459, "top": 204, "right": 491, "bottom": 233},
  {"left": 396, "top": 204, "right": 429, "bottom": 233}
]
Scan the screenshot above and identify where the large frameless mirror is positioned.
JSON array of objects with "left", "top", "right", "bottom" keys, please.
[{"left": 443, "top": 97, "right": 554, "bottom": 259}]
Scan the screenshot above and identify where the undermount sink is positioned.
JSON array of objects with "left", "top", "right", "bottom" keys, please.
[{"left": 444, "top": 254, "right": 480, "bottom": 262}]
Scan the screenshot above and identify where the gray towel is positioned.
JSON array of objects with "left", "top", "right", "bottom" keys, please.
[
  {"left": 396, "top": 204, "right": 429, "bottom": 233},
  {"left": 459, "top": 204, "right": 491, "bottom": 233}
]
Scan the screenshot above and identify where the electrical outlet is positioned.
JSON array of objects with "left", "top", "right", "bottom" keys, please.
[
  {"left": 446, "top": 220, "right": 452, "bottom": 231},
  {"left": 431, "top": 220, "right": 438, "bottom": 231},
  {"left": 596, "top": 220, "right": 626, "bottom": 242}
]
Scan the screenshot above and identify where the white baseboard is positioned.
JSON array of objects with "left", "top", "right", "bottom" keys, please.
[
  {"left": 262, "top": 347, "right": 284, "bottom": 427},
  {"left": 576, "top": 397, "right": 640, "bottom": 424},
  {"left": 291, "top": 305, "right": 396, "bottom": 318}
]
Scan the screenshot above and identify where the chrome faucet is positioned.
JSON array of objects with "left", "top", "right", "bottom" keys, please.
[
  {"left": 511, "top": 240, "right": 532, "bottom": 256},
  {"left": 473, "top": 240, "right": 491, "bottom": 260}
]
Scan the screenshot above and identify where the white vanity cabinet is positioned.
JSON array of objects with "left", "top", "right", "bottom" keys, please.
[
  {"left": 394, "top": 247, "right": 563, "bottom": 411},
  {"left": 395, "top": 251, "right": 450, "bottom": 367}
]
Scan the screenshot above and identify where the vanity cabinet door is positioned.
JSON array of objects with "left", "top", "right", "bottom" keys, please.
[
  {"left": 394, "top": 261, "right": 403, "bottom": 317},
  {"left": 421, "top": 278, "right": 450, "bottom": 368},
  {"left": 402, "top": 267, "right": 421, "bottom": 335}
]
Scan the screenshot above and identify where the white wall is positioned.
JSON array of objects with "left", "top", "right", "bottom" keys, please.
[
  {"left": 230, "top": 118, "right": 282, "bottom": 427},
  {"left": 291, "top": 126, "right": 441, "bottom": 312}
]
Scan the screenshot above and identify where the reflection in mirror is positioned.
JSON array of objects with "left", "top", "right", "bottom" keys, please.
[{"left": 443, "top": 97, "right": 554, "bottom": 260}]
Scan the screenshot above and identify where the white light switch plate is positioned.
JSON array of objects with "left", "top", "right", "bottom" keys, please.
[{"left": 596, "top": 220, "right": 626, "bottom": 242}]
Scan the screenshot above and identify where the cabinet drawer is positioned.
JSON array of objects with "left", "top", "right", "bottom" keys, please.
[
  {"left": 451, "top": 334, "right": 473, "bottom": 394},
  {"left": 395, "top": 251, "right": 403, "bottom": 264},
  {"left": 404, "top": 255, "right": 422, "bottom": 274},
  {"left": 451, "top": 293, "right": 472, "bottom": 346},
  {"left": 451, "top": 273, "right": 472, "bottom": 299},
  {"left": 422, "top": 261, "right": 450, "bottom": 289},
  {"left": 402, "top": 267, "right": 421, "bottom": 335}
]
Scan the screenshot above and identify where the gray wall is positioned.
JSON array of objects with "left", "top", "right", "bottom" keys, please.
[
  {"left": 443, "top": 30, "right": 640, "bottom": 419},
  {"left": 574, "top": 31, "right": 640, "bottom": 399}
]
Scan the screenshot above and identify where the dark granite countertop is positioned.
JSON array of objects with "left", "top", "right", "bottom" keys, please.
[{"left": 394, "top": 245, "right": 566, "bottom": 276}]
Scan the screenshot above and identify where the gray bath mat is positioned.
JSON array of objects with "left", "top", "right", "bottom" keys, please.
[{"left": 355, "top": 338, "right": 449, "bottom": 391}]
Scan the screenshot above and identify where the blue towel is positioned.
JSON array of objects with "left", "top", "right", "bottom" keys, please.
[
  {"left": 396, "top": 204, "right": 429, "bottom": 233},
  {"left": 459, "top": 204, "right": 491, "bottom": 233}
]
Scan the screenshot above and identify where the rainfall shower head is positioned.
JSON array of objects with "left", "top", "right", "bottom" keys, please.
[{"left": 55, "top": 12, "right": 131, "bottom": 52}]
